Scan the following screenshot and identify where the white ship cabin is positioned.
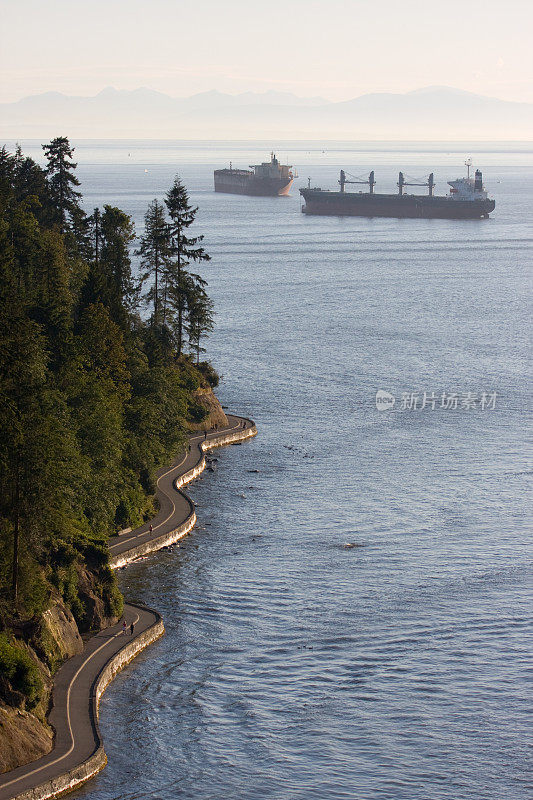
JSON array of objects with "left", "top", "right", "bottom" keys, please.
[
  {"left": 448, "top": 169, "right": 489, "bottom": 201},
  {"left": 251, "top": 153, "right": 293, "bottom": 179}
]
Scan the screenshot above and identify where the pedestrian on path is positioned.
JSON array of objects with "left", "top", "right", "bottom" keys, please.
[
  {"left": 130, "top": 621, "right": 135, "bottom": 636},
  {"left": 149, "top": 524, "right": 153, "bottom": 533},
  {"left": 204, "top": 429, "right": 208, "bottom": 439},
  {"left": 188, "top": 443, "right": 191, "bottom": 452},
  {"left": 122, "top": 621, "right": 127, "bottom": 635}
]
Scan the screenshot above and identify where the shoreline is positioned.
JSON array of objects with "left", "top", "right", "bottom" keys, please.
[
  {"left": 109, "top": 415, "right": 257, "bottom": 569},
  {"left": 0, "top": 415, "right": 256, "bottom": 800}
]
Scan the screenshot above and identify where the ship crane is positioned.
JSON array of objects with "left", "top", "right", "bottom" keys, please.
[
  {"left": 398, "top": 172, "right": 435, "bottom": 197},
  {"left": 339, "top": 170, "right": 376, "bottom": 194}
]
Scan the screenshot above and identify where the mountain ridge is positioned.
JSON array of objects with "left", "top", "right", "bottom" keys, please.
[{"left": 1, "top": 86, "right": 531, "bottom": 140}]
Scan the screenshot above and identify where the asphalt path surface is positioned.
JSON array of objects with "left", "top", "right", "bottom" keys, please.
[
  {"left": 108, "top": 415, "right": 250, "bottom": 562},
  {"left": 0, "top": 415, "right": 253, "bottom": 800}
]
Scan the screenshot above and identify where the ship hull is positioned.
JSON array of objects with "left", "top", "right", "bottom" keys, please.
[
  {"left": 300, "top": 190, "right": 495, "bottom": 219},
  {"left": 214, "top": 172, "right": 293, "bottom": 196}
]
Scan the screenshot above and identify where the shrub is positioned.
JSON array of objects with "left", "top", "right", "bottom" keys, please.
[
  {"left": 197, "top": 361, "right": 220, "bottom": 388},
  {"left": 0, "top": 633, "right": 44, "bottom": 706},
  {"left": 187, "top": 398, "right": 208, "bottom": 424},
  {"left": 82, "top": 541, "right": 108, "bottom": 570}
]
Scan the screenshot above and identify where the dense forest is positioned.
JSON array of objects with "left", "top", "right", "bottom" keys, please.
[{"left": 0, "top": 139, "right": 216, "bottom": 719}]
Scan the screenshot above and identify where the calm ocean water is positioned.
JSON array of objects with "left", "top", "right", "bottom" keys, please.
[{"left": 21, "top": 141, "right": 533, "bottom": 799}]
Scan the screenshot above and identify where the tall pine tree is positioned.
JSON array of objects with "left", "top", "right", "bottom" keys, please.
[
  {"left": 185, "top": 275, "right": 214, "bottom": 363},
  {"left": 42, "top": 137, "right": 82, "bottom": 235},
  {"left": 137, "top": 199, "right": 171, "bottom": 327},
  {"left": 165, "top": 177, "right": 210, "bottom": 355}
]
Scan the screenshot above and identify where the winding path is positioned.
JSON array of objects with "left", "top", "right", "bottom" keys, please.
[{"left": 0, "top": 415, "right": 256, "bottom": 800}]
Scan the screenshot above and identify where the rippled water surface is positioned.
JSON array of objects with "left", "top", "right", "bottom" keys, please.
[{"left": 23, "top": 141, "right": 532, "bottom": 799}]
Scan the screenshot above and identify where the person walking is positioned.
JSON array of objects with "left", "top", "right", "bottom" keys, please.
[
  {"left": 149, "top": 524, "right": 153, "bottom": 533},
  {"left": 122, "top": 620, "right": 127, "bottom": 635},
  {"left": 130, "top": 621, "right": 135, "bottom": 636},
  {"left": 204, "top": 429, "right": 208, "bottom": 440}
]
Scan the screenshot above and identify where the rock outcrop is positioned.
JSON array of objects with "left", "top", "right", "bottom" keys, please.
[
  {"left": 0, "top": 704, "right": 54, "bottom": 774},
  {"left": 0, "top": 598, "right": 83, "bottom": 774},
  {"left": 188, "top": 386, "right": 228, "bottom": 431}
]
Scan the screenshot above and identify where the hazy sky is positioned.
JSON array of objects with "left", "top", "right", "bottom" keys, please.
[{"left": 1, "top": 0, "right": 531, "bottom": 103}]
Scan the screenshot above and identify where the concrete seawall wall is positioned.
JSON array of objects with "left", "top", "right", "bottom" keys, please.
[
  {"left": 109, "top": 510, "right": 197, "bottom": 570},
  {"left": 94, "top": 608, "right": 165, "bottom": 712},
  {"left": 109, "top": 422, "right": 257, "bottom": 570},
  {"left": 6, "top": 420, "right": 256, "bottom": 799},
  {"left": 10, "top": 606, "right": 164, "bottom": 800},
  {"left": 177, "top": 421, "right": 258, "bottom": 489}
]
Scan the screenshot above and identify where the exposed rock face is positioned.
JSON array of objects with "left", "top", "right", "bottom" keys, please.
[
  {"left": 77, "top": 567, "right": 117, "bottom": 632},
  {"left": 189, "top": 386, "right": 228, "bottom": 431},
  {"left": 0, "top": 704, "right": 54, "bottom": 774},
  {"left": 0, "top": 598, "right": 84, "bottom": 774},
  {"left": 40, "top": 602, "right": 83, "bottom": 667}
]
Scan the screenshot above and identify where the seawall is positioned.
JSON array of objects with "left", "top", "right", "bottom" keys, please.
[
  {"left": 7, "top": 605, "right": 164, "bottom": 800},
  {"left": 109, "top": 421, "right": 257, "bottom": 570},
  {"left": 1, "top": 417, "right": 256, "bottom": 800}
]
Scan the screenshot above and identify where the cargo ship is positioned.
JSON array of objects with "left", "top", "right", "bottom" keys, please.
[
  {"left": 300, "top": 163, "right": 495, "bottom": 219},
  {"left": 214, "top": 153, "right": 294, "bottom": 196}
]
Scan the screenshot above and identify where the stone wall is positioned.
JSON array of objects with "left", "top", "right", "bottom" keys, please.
[
  {"left": 4, "top": 421, "right": 257, "bottom": 799},
  {"left": 109, "top": 510, "right": 197, "bottom": 570},
  {"left": 109, "top": 422, "right": 257, "bottom": 569},
  {"left": 9, "top": 606, "right": 164, "bottom": 800}
]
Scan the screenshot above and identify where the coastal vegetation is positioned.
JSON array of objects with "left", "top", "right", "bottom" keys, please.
[{"left": 0, "top": 139, "right": 216, "bottom": 759}]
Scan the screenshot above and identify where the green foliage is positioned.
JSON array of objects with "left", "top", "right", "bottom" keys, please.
[
  {"left": 82, "top": 205, "right": 137, "bottom": 329},
  {"left": 0, "top": 143, "right": 216, "bottom": 694},
  {"left": 187, "top": 398, "right": 209, "bottom": 424},
  {"left": 114, "top": 482, "right": 154, "bottom": 530},
  {"left": 197, "top": 361, "right": 220, "bottom": 388},
  {"left": 137, "top": 180, "right": 214, "bottom": 358},
  {"left": 0, "top": 634, "right": 44, "bottom": 706},
  {"left": 42, "top": 137, "right": 82, "bottom": 236}
]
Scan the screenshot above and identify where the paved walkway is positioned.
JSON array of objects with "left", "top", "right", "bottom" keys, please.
[
  {"left": 109, "top": 414, "right": 253, "bottom": 564},
  {"left": 0, "top": 415, "right": 254, "bottom": 800}
]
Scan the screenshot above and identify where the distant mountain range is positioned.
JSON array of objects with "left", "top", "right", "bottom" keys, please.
[{"left": 1, "top": 86, "right": 531, "bottom": 140}]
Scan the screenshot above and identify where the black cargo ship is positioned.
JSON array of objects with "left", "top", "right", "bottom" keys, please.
[
  {"left": 214, "top": 153, "right": 294, "bottom": 196},
  {"left": 300, "top": 165, "right": 495, "bottom": 219}
]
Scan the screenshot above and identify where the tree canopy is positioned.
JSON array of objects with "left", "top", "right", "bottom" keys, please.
[{"left": 0, "top": 141, "right": 216, "bottom": 693}]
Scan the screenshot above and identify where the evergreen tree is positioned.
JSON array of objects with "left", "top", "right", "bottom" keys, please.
[
  {"left": 42, "top": 137, "right": 82, "bottom": 235},
  {"left": 13, "top": 152, "right": 49, "bottom": 213},
  {"left": 185, "top": 276, "right": 214, "bottom": 363},
  {"left": 69, "top": 205, "right": 92, "bottom": 260},
  {"left": 72, "top": 303, "right": 130, "bottom": 532},
  {"left": 32, "top": 229, "right": 73, "bottom": 370},
  {"left": 137, "top": 200, "right": 170, "bottom": 326},
  {"left": 92, "top": 207, "right": 101, "bottom": 268},
  {"left": 0, "top": 303, "right": 49, "bottom": 609},
  {"left": 100, "top": 205, "right": 137, "bottom": 327},
  {"left": 80, "top": 206, "right": 136, "bottom": 328},
  {"left": 0, "top": 143, "right": 221, "bottom": 690},
  {"left": 165, "top": 177, "right": 210, "bottom": 355},
  {"left": 78, "top": 208, "right": 103, "bottom": 312},
  {"left": 0, "top": 146, "right": 15, "bottom": 194}
]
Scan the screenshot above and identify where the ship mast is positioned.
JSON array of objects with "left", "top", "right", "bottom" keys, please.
[
  {"left": 339, "top": 170, "right": 375, "bottom": 194},
  {"left": 398, "top": 172, "right": 435, "bottom": 196}
]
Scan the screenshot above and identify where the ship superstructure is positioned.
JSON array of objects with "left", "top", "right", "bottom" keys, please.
[
  {"left": 214, "top": 153, "right": 294, "bottom": 196},
  {"left": 300, "top": 162, "right": 495, "bottom": 219}
]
